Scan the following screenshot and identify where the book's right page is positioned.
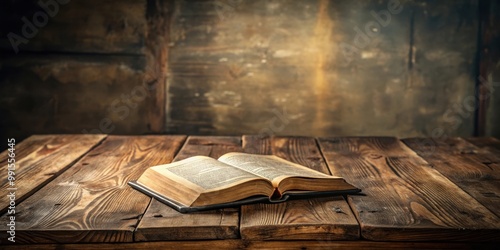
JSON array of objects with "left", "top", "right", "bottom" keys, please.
[{"left": 218, "top": 153, "right": 346, "bottom": 186}]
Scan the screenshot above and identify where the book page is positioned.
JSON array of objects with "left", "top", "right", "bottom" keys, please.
[
  {"left": 160, "top": 156, "right": 262, "bottom": 190},
  {"left": 218, "top": 153, "right": 332, "bottom": 182}
]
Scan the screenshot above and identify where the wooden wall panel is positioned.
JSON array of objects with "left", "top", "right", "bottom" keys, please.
[
  {"left": 481, "top": 0, "right": 500, "bottom": 137},
  {"left": 0, "top": 0, "right": 147, "bottom": 54},
  {"left": 0, "top": 0, "right": 496, "bottom": 140},
  {"left": 410, "top": 0, "right": 478, "bottom": 137},
  {"left": 0, "top": 55, "right": 151, "bottom": 139},
  {"left": 0, "top": 0, "right": 168, "bottom": 146},
  {"left": 144, "top": 0, "right": 173, "bottom": 133},
  {"left": 167, "top": 0, "right": 480, "bottom": 137}
]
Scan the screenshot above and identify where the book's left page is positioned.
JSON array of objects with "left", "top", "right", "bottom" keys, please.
[{"left": 135, "top": 156, "right": 274, "bottom": 207}]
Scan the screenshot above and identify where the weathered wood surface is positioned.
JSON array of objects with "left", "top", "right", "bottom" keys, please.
[
  {"left": 1, "top": 0, "right": 497, "bottom": 141},
  {"left": 0, "top": 134, "right": 106, "bottom": 214},
  {"left": 0, "top": 0, "right": 147, "bottom": 54},
  {"left": 135, "top": 136, "right": 243, "bottom": 241},
  {"left": 404, "top": 137, "right": 500, "bottom": 217},
  {"left": 1, "top": 135, "right": 499, "bottom": 246},
  {"left": 166, "top": 0, "right": 481, "bottom": 138},
  {"left": 466, "top": 137, "right": 500, "bottom": 153},
  {"left": 318, "top": 137, "right": 500, "bottom": 241},
  {"left": 1, "top": 240, "right": 496, "bottom": 250},
  {"left": 144, "top": 0, "right": 173, "bottom": 133},
  {"left": 1, "top": 0, "right": 497, "bottom": 139},
  {"left": 0, "top": 54, "right": 151, "bottom": 141},
  {"left": 478, "top": 0, "right": 500, "bottom": 137},
  {"left": 0, "top": 135, "right": 186, "bottom": 244},
  {"left": 239, "top": 136, "right": 359, "bottom": 240},
  {"left": 409, "top": 0, "right": 478, "bottom": 137}
]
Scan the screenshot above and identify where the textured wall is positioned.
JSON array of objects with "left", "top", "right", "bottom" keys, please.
[
  {"left": 167, "top": 0, "right": 480, "bottom": 137},
  {"left": 0, "top": 0, "right": 166, "bottom": 143},
  {"left": 0, "top": 0, "right": 498, "bottom": 142},
  {"left": 483, "top": 0, "right": 500, "bottom": 137}
]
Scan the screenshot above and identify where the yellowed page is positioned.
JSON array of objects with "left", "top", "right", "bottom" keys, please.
[
  {"left": 153, "top": 156, "right": 262, "bottom": 191},
  {"left": 218, "top": 153, "right": 339, "bottom": 184}
]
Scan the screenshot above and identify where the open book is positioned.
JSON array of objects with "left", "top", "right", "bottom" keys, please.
[{"left": 129, "top": 153, "right": 360, "bottom": 213}]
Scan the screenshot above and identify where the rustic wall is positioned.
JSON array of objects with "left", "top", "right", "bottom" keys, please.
[
  {"left": 482, "top": 0, "right": 500, "bottom": 137},
  {"left": 167, "top": 0, "right": 481, "bottom": 137},
  {"left": 0, "top": 0, "right": 147, "bottom": 54},
  {"left": 0, "top": 0, "right": 498, "bottom": 143},
  {"left": 0, "top": 55, "right": 147, "bottom": 134},
  {"left": 0, "top": 0, "right": 167, "bottom": 143}
]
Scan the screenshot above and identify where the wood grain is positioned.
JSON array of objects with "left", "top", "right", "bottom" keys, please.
[
  {"left": 0, "top": 240, "right": 496, "bottom": 250},
  {"left": 0, "top": 134, "right": 106, "bottom": 214},
  {"left": 403, "top": 137, "right": 500, "bottom": 217},
  {"left": 0, "top": 135, "right": 186, "bottom": 244},
  {"left": 466, "top": 137, "right": 500, "bottom": 154},
  {"left": 144, "top": 0, "right": 172, "bottom": 132},
  {"left": 318, "top": 137, "right": 500, "bottom": 241},
  {"left": 134, "top": 136, "right": 243, "bottom": 241},
  {"left": 239, "top": 135, "right": 359, "bottom": 240}
]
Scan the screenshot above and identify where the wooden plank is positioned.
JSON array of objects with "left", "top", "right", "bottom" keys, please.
[
  {"left": 239, "top": 135, "right": 359, "bottom": 240},
  {"left": 0, "top": 0, "right": 146, "bottom": 54},
  {"left": 0, "top": 134, "right": 106, "bottom": 214},
  {"left": 318, "top": 137, "right": 500, "bottom": 241},
  {"left": 134, "top": 136, "right": 243, "bottom": 241},
  {"left": 0, "top": 240, "right": 496, "bottom": 250},
  {"left": 0, "top": 135, "right": 186, "bottom": 244},
  {"left": 144, "top": 0, "right": 172, "bottom": 132},
  {"left": 466, "top": 137, "right": 500, "bottom": 153},
  {"left": 403, "top": 137, "right": 500, "bottom": 217}
]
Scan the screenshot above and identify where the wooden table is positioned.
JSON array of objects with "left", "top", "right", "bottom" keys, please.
[{"left": 1, "top": 135, "right": 499, "bottom": 249}]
